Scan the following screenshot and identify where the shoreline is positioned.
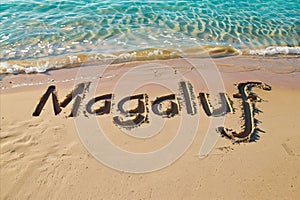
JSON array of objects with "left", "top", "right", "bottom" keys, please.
[
  {"left": 1, "top": 47, "right": 300, "bottom": 75},
  {"left": 1, "top": 56, "right": 300, "bottom": 93}
]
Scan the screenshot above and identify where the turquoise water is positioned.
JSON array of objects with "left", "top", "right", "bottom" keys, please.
[{"left": 0, "top": 0, "right": 299, "bottom": 73}]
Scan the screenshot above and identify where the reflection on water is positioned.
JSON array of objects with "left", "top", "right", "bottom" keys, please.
[{"left": 0, "top": 0, "right": 299, "bottom": 61}]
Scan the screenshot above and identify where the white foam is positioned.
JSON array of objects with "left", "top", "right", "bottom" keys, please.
[
  {"left": 68, "top": 55, "right": 78, "bottom": 64},
  {"left": 1, "top": 62, "right": 18, "bottom": 73},
  {"left": 0, "top": 60, "right": 57, "bottom": 74},
  {"left": 57, "top": 47, "right": 66, "bottom": 51},
  {"left": 25, "top": 66, "right": 47, "bottom": 73},
  {"left": 148, "top": 35, "right": 158, "bottom": 41},
  {"left": 248, "top": 46, "right": 300, "bottom": 56}
]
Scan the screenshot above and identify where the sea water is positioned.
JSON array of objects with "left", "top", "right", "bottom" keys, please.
[{"left": 0, "top": 0, "right": 299, "bottom": 73}]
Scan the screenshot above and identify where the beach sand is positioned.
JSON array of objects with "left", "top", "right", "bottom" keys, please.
[{"left": 1, "top": 56, "right": 300, "bottom": 199}]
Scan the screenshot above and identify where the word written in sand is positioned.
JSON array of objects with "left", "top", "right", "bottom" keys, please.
[{"left": 32, "top": 81, "right": 271, "bottom": 142}]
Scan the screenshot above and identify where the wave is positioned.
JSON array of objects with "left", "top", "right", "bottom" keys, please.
[
  {"left": 0, "top": 46, "right": 299, "bottom": 75},
  {"left": 246, "top": 46, "right": 300, "bottom": 56}
]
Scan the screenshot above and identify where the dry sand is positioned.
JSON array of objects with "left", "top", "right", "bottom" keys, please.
[{"left": 1, "top": 57, "right": 300, "bottom": 199}]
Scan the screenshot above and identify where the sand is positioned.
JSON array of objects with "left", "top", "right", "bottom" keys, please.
[{"left": 1, "top": 56, "right": 300, "bottom": 199}]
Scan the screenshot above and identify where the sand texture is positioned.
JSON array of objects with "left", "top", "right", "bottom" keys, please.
[{"left": 1, "top": 57, "right": 300, "bottom": 199}]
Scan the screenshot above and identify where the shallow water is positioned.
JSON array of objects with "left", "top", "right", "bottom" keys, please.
[{"left": 0, "top": 0, "right": 299, "bottom": 74}]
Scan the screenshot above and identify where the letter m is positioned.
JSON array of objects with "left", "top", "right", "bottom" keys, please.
[{"left": 32, "top": 82, "right": 89, "bottom": 117}]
